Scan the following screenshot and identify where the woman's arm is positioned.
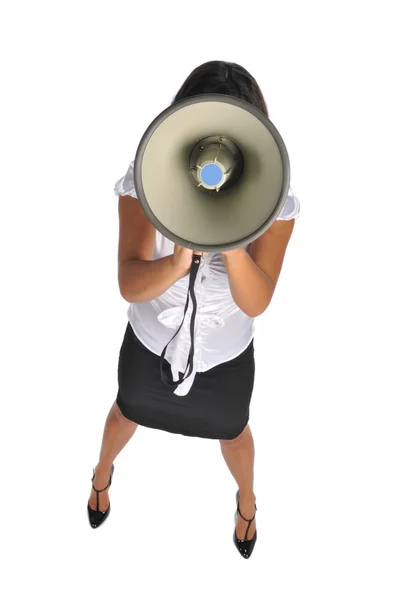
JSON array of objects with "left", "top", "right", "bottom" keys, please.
[
  {"left": 118, "top": 195, "right": 186, "bottom": 302},
  {"left": 220, "top": 219, "right": 295, "bottom": 318},
  {"left": 119, "top": 256, "right": 186, "bottom": 303}
]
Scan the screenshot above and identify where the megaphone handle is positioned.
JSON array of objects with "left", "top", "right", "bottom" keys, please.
[{"left": 160, "top": 253, "right": 202, "bottom": 387}]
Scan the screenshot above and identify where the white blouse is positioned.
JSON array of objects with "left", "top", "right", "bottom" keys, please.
[{"left": 114, "top": 159, "right": 300, "bottom": 396}]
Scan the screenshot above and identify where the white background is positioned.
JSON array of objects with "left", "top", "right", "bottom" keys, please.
[{"left": 1, "top": 1, "right": 397, "bottom": 598}]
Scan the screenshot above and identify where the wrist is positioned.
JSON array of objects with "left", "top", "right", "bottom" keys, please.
[
  {"left": 168, "top": 254, "right": 189, "bottom": 280},
  {"left": 220, "top": 247, "right": 246, "bottom": 260}
]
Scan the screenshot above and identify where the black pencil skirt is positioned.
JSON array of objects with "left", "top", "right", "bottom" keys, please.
[{"left": 115, "top": 321, "right": 255, "bottom": 440}]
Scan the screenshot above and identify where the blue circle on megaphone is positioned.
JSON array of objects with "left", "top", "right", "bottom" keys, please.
[{"left": 201, "top": 164, "right": 223, "bottom": 186}]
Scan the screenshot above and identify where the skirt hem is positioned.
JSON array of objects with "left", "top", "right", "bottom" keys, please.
[{"left": 116, "top": 393, "right": 249, "bottom": 441}]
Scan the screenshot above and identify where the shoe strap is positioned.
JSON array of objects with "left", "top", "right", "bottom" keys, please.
[
  {"left": 91, "top": 469, "right": 113, "bottom": 491},
  {"left": 237, "top": 502, "right": 257, "bottom": 523},
  {"left": 237, "top": 502, "right": 257, "bottom": 542},
  {"left": 91, "top": 463, "right": 114, "bottom": 511}
]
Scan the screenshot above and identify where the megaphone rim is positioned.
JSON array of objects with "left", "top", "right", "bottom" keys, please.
[{"left": 133, "top": 93, "right": 290, "bottom": 253}]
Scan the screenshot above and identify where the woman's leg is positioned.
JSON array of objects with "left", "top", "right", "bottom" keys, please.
[
  {"left": 88, "top": 400, "right": 138, "bottom": 511},
  {"left": 219, "top": 423, "right": 256, "bottom": 540}
]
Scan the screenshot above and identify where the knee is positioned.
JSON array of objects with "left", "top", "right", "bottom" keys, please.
[
  {"left": 113, "top": 401, "right": 134, "bottom": 424},
  {"left": 114, "top": 402, "right": 124, "bottom": 419},
  {"left": 219, "top": 425, "right": 249, "bottom": 447}
]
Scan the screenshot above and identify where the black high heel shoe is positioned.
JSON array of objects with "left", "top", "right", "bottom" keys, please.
[
  {"left": 87, "top": 463, "right": 115, "bottom": 529},
  {"left": 233, "top": 489, "right": 257, "bottom": 559}
]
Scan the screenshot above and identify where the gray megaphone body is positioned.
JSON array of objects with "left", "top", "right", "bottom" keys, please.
[{"left": 131, "top": 93, "right": 290, "bottom": 387}]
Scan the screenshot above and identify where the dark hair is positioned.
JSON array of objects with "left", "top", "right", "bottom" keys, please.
[{"left": 171, "top": 60, "right": 269, "bottom": 117}]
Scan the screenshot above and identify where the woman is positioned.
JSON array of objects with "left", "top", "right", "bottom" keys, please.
[{"left": 87, "top": 60, "right": 300, "bottom": 559}]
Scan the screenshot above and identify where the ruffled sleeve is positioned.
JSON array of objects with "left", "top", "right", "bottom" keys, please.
[
  {"left": 114, "top": 159, "right": 137, "bottom": 198},
  {"left": 276, "top": 188, "right": 300, "bottom": 220}
]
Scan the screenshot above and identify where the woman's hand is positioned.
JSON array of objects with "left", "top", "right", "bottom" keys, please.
[{"left": 172, "top": 244, "right": 207, "bottom": 278}]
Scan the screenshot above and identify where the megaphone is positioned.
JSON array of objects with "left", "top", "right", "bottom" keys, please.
[
  {"left": 132, "top": 93, "right": 290, "bottom": 389},
  {"left": 133, "top": 93, "right": 290, "bottom": 253}
]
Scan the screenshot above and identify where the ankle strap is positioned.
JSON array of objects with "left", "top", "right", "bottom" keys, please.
[
  {"left": 91, "top": 467, "right": 113, "bottom": 493},
  {"left": 92, "top": 480, "right": 111, "bottom": 493},
  {"left": 237, "top": 503, "right": 257, "bottom": 523}
]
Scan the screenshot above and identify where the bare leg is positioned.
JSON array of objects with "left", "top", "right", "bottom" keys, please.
[
  {"left": 219, "top": 424, "right": 256, "bottom": 540},
  {"left": 88, "top": 400, "right": 138, "bottom": 511}
]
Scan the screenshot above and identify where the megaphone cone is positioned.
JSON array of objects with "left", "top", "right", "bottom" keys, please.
[{"left": 133, "top": 93, "right": 290, "bottom": 253}]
